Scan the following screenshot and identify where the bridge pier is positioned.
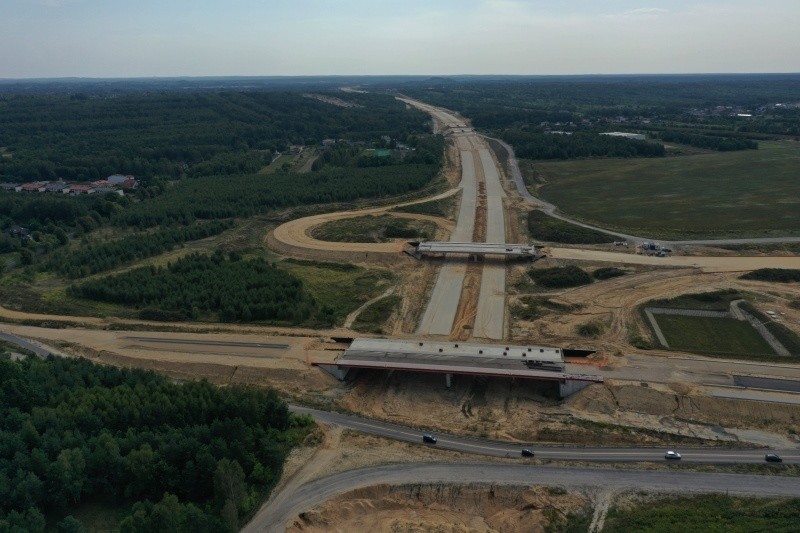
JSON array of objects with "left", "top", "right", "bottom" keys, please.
[{"left": 446, "top": 373, "right": 452, "bottom": 388}]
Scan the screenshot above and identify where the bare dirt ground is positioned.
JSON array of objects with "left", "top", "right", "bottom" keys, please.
[
  {"left": 287, "top": 483, "right": 589, "bottom": 533},
  {"left": 275, "top": 426, "right": 589, "bottom": 533},
  {"left": 508, "top": 259, "right": 800, "bottom": 352}
]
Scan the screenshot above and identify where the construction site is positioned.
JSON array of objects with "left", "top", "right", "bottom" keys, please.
[{"left": 4, "top": 96, "right": 800, "bottom": 532}]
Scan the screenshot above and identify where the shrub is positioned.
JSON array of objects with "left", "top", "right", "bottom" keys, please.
[
  {"left": 528, "top": 265, "right": 593, "bottom": 289},
  {"left": 740, "top": 268, "right": 800, "bottom": 283},
  {"left": 578, "top": 321, "right": 604, "bottom": 337},
  {"left": 593, "top": 267, "right": 626, "bottom": 280}
]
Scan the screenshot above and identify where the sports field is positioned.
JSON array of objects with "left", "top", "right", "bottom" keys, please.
[{"left": 534, "top": 141, "right": 800, "bottom": 239}]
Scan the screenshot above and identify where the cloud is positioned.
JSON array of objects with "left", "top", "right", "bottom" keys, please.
[{"left": 611, "top": 7, "right": 669, "bottom": 18}]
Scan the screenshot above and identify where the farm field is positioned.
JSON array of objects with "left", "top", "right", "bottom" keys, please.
[
  {"left": 654, "top": 314, "right": 775, "bottom": 357},
  {"left": 533, "top": 141, "right": 800, "bottom": 239}
]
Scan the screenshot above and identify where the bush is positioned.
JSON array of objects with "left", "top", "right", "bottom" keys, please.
[
  {"left": 577, "top": 321, "right": 605, "bottom": 337},
  {"left": 593, "top": 267, "right": 626, "bottom": 280},
  {"left": 527, "top": 211, "right": 614, "bottom": 244},
  {"left": 528, "top": 265, "right": 593, "bottom": 289},
  {"left": 740, "top": 268, "right": 800, "bottom": 283}
]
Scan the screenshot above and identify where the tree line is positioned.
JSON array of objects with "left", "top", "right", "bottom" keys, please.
[
  {"left": 658, "top": 131, "right": 758, "bottom": 151},
  {"left": 68, "top": 252, "right": 331, "bottom": 325},
  {"left": 42, "top": 221, "right": 233, "bottom": 278},
  {"left": 502, "top": 131, "right": 665, "bottom": 160},
  {"left": 0, "top": 355, "right": 312, "bottom": 532},
  {"left": 113, "top": 163, "right": 441, "bottom": 228}
]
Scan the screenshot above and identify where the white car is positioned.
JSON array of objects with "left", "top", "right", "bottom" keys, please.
[{"left": 665, "top": 450, "right": 682, "bottom": 460}]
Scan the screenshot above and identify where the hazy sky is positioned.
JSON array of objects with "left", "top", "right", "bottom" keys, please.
[{"left": 2, "top": 0, "right": 799, "bottom": 78}]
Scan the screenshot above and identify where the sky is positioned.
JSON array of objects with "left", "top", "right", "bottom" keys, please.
[{"left": 2, "top": 0, "right": 799, "bottom": 78}]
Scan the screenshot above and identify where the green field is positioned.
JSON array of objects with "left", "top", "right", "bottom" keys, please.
[
  {"left": 352, "top": 295, "right": 401, "bottom": 334},
  {"left": 533, "top": 141, "right": 800, "bottom": 239},
  {"left": 655, "top": 315, "right": 775, "bottom": 357},
  {"left": 278, "top": 260, "right": 392, "bottom": 325},
  {"left": 310, "top": 214, "right": 436, "bottom": 243},
  {"left": 605, "top": 494, "right": 800, "bottom": 533}
]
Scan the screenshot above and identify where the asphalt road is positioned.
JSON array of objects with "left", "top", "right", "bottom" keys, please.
[
  {"left": 290, "top": 406, "right": 799, "bottom": 464},
  {"left": 123, "top": 336, "right": 289, "bottom": 350},
  {"left": 734, "top": 375, "right": 800, "bottom": 393},
  {"left": 0, "top": 331, "right": 51, "bottom": 357},
  {"left": 244, "top": 462, "right": 800, "bottom": 532}
]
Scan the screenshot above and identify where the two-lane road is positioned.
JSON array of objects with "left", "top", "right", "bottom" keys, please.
[
  {"left": 244, "top": 462, "right": 800, "bottom": 532},
  {"left": 290, "top": 406, "right": 799, "bottom": 464}
]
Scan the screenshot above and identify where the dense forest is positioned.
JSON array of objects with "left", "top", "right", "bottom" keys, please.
[
  {"left": 0, "top": 355, "right": 311, "bottom": 532},
  {"left": 42, "top": 221, "right": 233, "bottom": 278},
  {"left": 0, "top": 91, "right": 430, "bottom": 182},
  {"left": 68, "top": 252, "right": 329, "bottom": 324},
  {"left": 501, "top": 131, "right": 664, "bottom": 160},
  {"left": 112, "top": 162, "right": 441, "bottom": 228}
]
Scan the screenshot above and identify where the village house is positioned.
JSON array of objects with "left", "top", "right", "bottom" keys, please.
[
  {"left": 3, "top": 225, "right": 32, "bottom": 240},
  {"left": 20, "top": 182, "right": 47, "bottom": 192},
  {"left": 107, "top": 174, "right": 134, "bottom": 186},
  {"left": 94, "top": 186, "right": 124, "bottom": 197},
  {"left": 44, "top": 180, "right": 69, "bottom": 193},
  {"left": 0, "top": 183, "right": 20, "bottom": 192},
  {"left": 67, "top": 184, "right": 95, "bottom": 195}
]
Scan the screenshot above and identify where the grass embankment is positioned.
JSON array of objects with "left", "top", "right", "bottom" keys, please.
[
  {"left": 391, "top": 194, "right": 458, "bottom": 219},
  {"left": 279, "top": 259, "right": 393, "bottom": 326},
  {"left": 741, "top": 268, "right": 800, "bottom": 283},
  {"left": 352, "top": 295, "right": 401, "bottom": 334},
  {"left": 310, "top": 215, "right": 436, "bottom": 243},
  {"left": 532, "top": 141, "right": 800, "bottom": 239},
  {"left": 738, "top": 301, "right": 800, "bottom": 356},
  {"left": 646, "top": 289, "right": 742, "bottom": 312},
  {"left": 527, "top": 210, "right": 615, "bottom": 244},
  {"left": 604, "top": 494, "right": 800, "bottom": 532},
  {"left": 642, "top": 289, "right": 800, "bottom": 359}
]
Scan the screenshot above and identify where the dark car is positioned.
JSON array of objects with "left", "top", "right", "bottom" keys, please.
[
  {"left": 521, "top": 449, "right": 535, "bottom": 457},
  {"left": 765, "top": 453, "right": 783, "bottom": 463},
  {"left": 422, "top": 434, "right": 437, "bottom": 444},
  {"left": 664, "top": 450, "right": 682, "bottom": 460}
]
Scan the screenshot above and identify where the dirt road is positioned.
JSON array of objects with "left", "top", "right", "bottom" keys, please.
[{"left": 550, "top": 247, "right": 800, "bottom": 272}]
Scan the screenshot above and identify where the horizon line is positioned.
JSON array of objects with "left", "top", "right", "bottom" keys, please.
[{"left": 2, "top": 72, "right": 800, "bottom": 82}]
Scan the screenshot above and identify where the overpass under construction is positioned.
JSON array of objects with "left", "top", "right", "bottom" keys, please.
[
  {"left": 409, "top": 241, "right": 541, "bottom": 260},
  {"left": 314, "top": 338, "right": 603, "bottom": 398}
]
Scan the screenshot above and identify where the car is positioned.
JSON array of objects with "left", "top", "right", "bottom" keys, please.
[
  {"left": 765, "top": 453, "right": 783, "bottom": 463},
  {"left": 521, "top": 449, "right": 535, "bottom": 457},
  {"left": 665, "top": 450, "right": 682, "bottom": 460},
  {"left": 422, "top": 434, "right": 437, "bottom": 444}
]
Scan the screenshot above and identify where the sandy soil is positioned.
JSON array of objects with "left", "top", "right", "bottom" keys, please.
[{"left": 288, "top": 484, "right": 589, "bottom": 533}]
